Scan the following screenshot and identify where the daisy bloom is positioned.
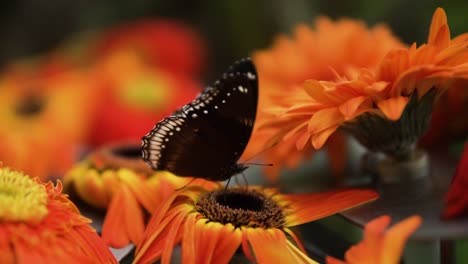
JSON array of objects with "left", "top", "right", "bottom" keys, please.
[
  {"left": 243, "top": 16, "right": 405, "bottom": 181},
  {"left": 0, "top": 166, "right": 117, "bottom": 264},
  {"left": 0, "top": 63, "right": 94, "bottom": 180},
  {"left": 134, "top": 184, "right": 378, "bottom": 264},
  {"left": 327, "top": 215, "right": 422, "bottom": 264},
  {"left": 442, "top": 142, "right": 468, "bottom": 219},
  {"left": 88, "top": 48, "right": 201, "bottom": 146},
  {"left": 63, "top": 141, "right": 197, "bottom": 248},
  {"left": 91, "top": 19, "right": 206, "bottom": 78},
  {"left": 262, "top": 8, "right": 468, "bottom": 161}
]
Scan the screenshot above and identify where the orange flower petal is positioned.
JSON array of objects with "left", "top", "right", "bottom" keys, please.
[
  {"left": 286, "top": 240, "right": 319, "bottom": 264},
  {"left": 102, "top": 186, "right": 145, "bottom": 248},
  {"left": 0, "top": 229, "right": 15, "bottom": 263},
  {"left": 189, "top": 221, "right": 241, "bottom": 264},
  {"left": 333, "top": 215, "right": 422, "bottom": 264},
  {"left": 428, "top": 8, "right": 449, "bottom": 46},
  {"left": 245, "top": 228, "right": 293, "bottom": 264},
  {"left": 311, "top": 126, "right": 340, "bottom": 149},
  {"left": 73, "top": 225, "right": 119, "bottom": 263},
  {"left": 338, "top": 96, "right": 368, "bottom": 120},
  {"left": 304, "top": 80, "right": 339, "bottom": 105},
  {"left": 121, "top": 172, "right": 159, "bottom": 212},
  {"left": 378, "top": 49, "right": 410, "bottom": 82},
  {"left": 210, "top": 224, "right": 242, "bottom": 264},
  {"left": 135, "top": 209, "right": 186, "bottom": 264},
  {"left": 349, "top": 215, "right": 391, "bottom": 263},
  {"left": 161, "top": 212, "right": 185, "bottom": 264},
  {"left": 376, "top": 96, "right": 409, "bottom": 120},
  {"left": 101, "top": 187, "right": 131, "bottom": 248},
  {"left": 181, "top": 213, "right": 197, "bottom": 264},
  {"left": 382, "top": 215, "right": 422, "bottom": 264},
  {"left": 296, "top": 131, "right": 311, "bottom": 150},
  {"left": 308, "top": 108, "right": 343, "bottom": 133},
  {"left": 432, "top": 24, "right": 451, "bottom": 50},
  {"left": 284, "top": 189, "right": 379, "bottom": 226}
]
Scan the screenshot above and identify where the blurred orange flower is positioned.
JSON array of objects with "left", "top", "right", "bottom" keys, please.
[
  {"left": 243, "top": 16, "right": 405, "bottom": 181},
  {"left": 63, "top": 142, "right": 194, "bottom": 248},
  {"left": 327, "top": 215, "right": 422, "bottom": 264},
  {"left": 261, "top": 8, "right": 468, "bottom": 156},
  {"left": 0, "top": 166, "right": 116, "bottom": 264},
  {"left": 134, "top": 183, "right": 378, "bottom": 264},
  {"left": 92, "top": 19, "right": 206, "bottom": 78},
  {"left": 0, "top": 63, "right": 94, "bottom": 180},
  {"left": 442, "top": 142, "right": 468, "bottom": 219},
  {"left": 88, "top": 49, "right": 201, "bottom": 146}
]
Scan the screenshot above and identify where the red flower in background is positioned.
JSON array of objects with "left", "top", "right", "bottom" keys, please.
[
  {"left": 419, "top": 79, "right": 468, "bottom": 150},
  {"left": 88, "top": 50, "right": 201, "bottom": 146},
  {"left": 442, "top": 142, "right": 468, "bottom": 219},
  {"left": 92, "top": 19, "right": 206, "bottom": 78},
  {"left": 86, "top": 19, "right": 206, "bottom": 146}
]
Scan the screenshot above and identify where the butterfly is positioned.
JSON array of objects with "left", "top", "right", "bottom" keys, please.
[{"left": 141, "top": 58, "right": 258, "bottom": 181}]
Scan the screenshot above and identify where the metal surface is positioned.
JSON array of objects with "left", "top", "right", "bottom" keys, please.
[{"left": 340, "top": 152, "right": 468, "bottom": 241}]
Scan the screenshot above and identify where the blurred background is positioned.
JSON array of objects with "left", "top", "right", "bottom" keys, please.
[
  {"left": 1, "top": 0, "right": 467, "bottom": 182},
  {"left": 0, "top": 0, "right": 466, "bottom": 79},
  {"left": 0, "top": 1, "right": 467, "bottom": 263}
]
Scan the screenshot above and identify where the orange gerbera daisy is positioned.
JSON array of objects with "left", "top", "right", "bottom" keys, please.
[
  {"left": 0, "top": 63, "right": 94, "bottom": 180},
  {"left": 134, "top": 184, "right": 378, "bottom": 264},
  {"left": 243, "top": 16, "right": 405, "bottom": 181},
  {"left": 63, "top": 141, "right": 198, "bottom": 248},
  {"left": 442, "top": 142, "right": 468, "bottom": 219},
  {"left": 262, "top": 8, "right": 468, "bottom": 160},
  {"left": 327, "top": 215, "right": 422, "bottom": 264},
  {"left": 0, "top": 166, "right": 117, "bottom": 264}
]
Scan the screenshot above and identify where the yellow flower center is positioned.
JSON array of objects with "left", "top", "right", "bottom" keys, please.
[
  {"left": 120, "top": 73, "right": 171, "bottom": 111},
  {"left": 0, "top": 168, "right": 48, "bottom": 223}
]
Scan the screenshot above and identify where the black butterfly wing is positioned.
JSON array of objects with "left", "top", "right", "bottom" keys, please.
[{"left": 142, "top": 58, "right": 258, "bottom": 181}]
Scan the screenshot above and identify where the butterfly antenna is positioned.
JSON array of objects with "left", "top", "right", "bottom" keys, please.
[
  {"left": 224, "top": 177, "right": 232, "bottom": 192},
  {"left": 175, "top": 177, "right": 198, "bottom": 191},
  {"left": 242, "top": 162, "right": 273, "bottom": 166},
  {"left": 241, "top": 172, "right": 249, "bottom": 189}
]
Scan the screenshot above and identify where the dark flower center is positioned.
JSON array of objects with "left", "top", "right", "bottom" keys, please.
[
  {"left": 195, "top": 188, "right": 286, "bottom": 229},
  {"left": 15, "top": 95, "right": 44, "bottom": 117},
  {"left": 111, "top": 145, "right": 142, "bottom": 159},
  {"left": 91, "top": 143, "right": 154, "bottom": 175}
]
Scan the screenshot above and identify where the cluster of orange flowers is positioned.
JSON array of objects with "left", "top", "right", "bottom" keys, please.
[
  {"left": 0, "top": 19, "right": 204, "bottom": 181},
  {"left": 251, "top": 8, "right": 467, "bottom": 162},
  {"left": 1, "top": 6, "right": 466, "bottom": 264}
]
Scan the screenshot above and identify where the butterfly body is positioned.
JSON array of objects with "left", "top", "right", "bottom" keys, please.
[{"left": 142, "top": 58, "right": 258, "bottom": 181}]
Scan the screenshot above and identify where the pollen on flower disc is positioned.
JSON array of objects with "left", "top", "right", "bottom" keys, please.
[
  {"left": 0, "top": 168, "right": 48, "bottom": 223},
  {"left": 195, "top": 188, "right": 286, "bottom": 229}
]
